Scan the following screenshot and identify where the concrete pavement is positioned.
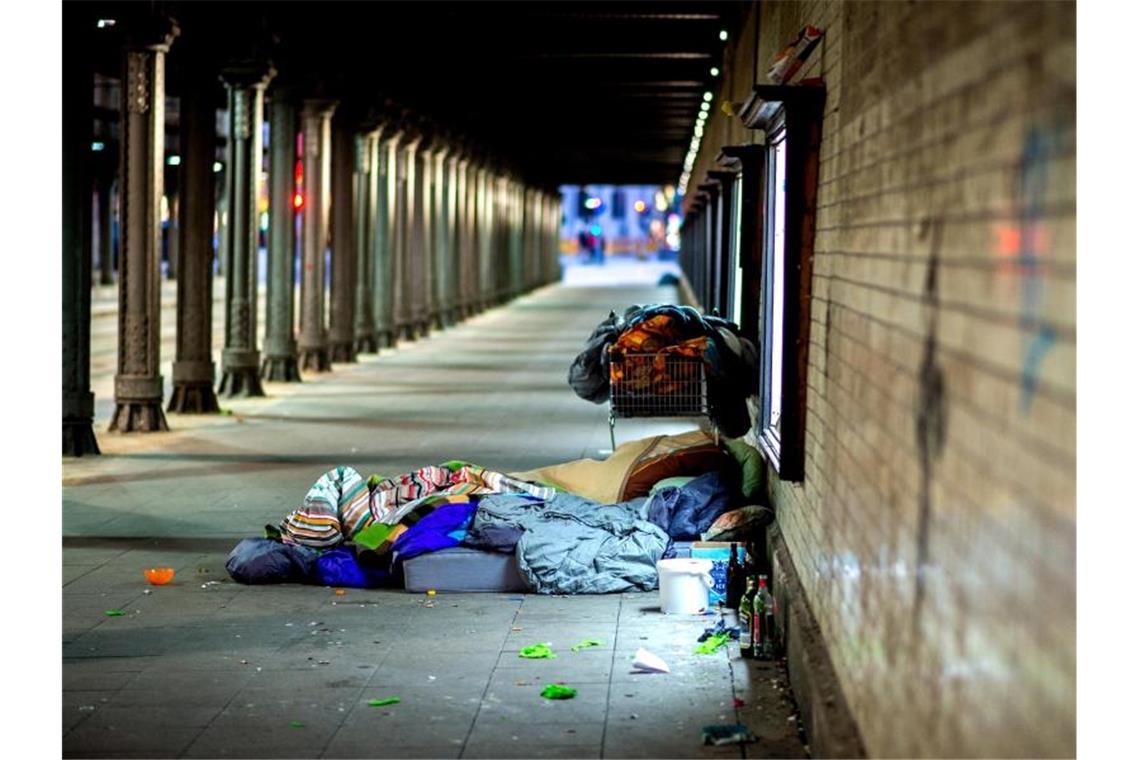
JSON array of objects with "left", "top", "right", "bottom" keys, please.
[{"left": 62, "top": 261, "right": 806, "bottom": 759}]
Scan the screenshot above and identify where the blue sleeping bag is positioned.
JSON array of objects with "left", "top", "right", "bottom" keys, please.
[
  {"left": 316, "top": 547, "right": 393, "bottom": 588},
  {"left": 645, "top": 470, "right": 734, "bottom": 540}
]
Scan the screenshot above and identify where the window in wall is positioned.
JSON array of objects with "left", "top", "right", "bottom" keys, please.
[
  {"left": 740, "top": 83, "right": 826, "bottom": 482},
  {"left": 767, "top": 130, "right": 787, "bottom": 434},
  {"left": 759, "top": 125, "right": 787, "bottom": 451},
  {"left": 731, "top": 176, "right": 744, "bottom": 326}
]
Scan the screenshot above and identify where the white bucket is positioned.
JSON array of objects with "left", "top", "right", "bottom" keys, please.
[{"left": 656, "top": 558, "right": 715, "bottom": 614}]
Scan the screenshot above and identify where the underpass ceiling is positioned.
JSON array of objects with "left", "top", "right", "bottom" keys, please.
[{"left": 79, "top": 0, "right": 748, "bottom": 186}]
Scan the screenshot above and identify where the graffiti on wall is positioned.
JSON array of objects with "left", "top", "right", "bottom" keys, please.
[
  {"left": 993, "top": 126, "right": 1060, "bottom": 413},
  {"left": 913, "top": 216, "right": 947, "bottom": 641}
]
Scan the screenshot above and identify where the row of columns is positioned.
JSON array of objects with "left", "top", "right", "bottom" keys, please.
[{"left": 63, "top": 16, "right": 562, "bottom": 453}]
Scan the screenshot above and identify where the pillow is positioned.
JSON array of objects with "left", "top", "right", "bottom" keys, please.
[
  {"left": 619, "top": 429, "right": 734, "bottom": 501},
  {"left": 725, "top": 439, "right": 766, "bottom": 503},
  {"left": 649, "top": 475, "right": 697, "bottom": 495},
  {"left": 511, "top": 429, "right": 728, "bottom": 504},
  {"left": 700, "top": 505, "right": 774, "bottom": 542}
]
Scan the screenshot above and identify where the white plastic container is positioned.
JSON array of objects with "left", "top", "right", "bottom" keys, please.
[{"left": 656, "top": 558, "right": 715, "bottom": 614}]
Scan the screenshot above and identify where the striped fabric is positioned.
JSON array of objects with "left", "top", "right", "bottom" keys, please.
[{"left": 277, "top": 462, "right": 555, "bottom": 552}]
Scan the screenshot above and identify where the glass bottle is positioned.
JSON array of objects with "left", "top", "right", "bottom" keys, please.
[{"left": 738, "top": 575, "right": 756, "bottom": 659}]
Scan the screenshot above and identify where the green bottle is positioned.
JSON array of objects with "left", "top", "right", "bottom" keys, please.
[
  {"left": 753, "top": 576, "right": 774, "bottom": 660},
  {"left": 738, "top": 576, "right": 756, "bottom": 659}
]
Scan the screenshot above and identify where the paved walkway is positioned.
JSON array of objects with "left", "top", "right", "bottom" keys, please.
[{"left": 63, "top": 261, "right": 805, "bottom": 759}]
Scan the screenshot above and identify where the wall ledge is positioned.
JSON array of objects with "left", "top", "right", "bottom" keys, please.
[{"left": 769, "top": 523, "right": 868, "bottom": 759}]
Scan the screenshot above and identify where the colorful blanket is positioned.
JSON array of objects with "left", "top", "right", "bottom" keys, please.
[{"left": 277, "top": 462, "right": 555, "bottom": 554}]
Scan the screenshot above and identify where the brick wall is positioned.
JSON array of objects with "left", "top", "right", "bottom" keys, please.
[{"left": 692, "top": 2, "right": 1076, "bottom": 756}]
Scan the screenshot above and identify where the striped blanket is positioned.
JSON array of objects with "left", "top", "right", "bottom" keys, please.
[{"left": 277, "top": 462, "right": 556, "bottom": 555}]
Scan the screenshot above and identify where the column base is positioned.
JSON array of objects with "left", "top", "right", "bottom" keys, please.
[
  {"left": 168, "top": 381, "right": 221, "bottom": 413},
  {"left": 354, "top": 333, "right": 378, "bottom": 354},
  {"left": 218, "top": 367, "right": 266, "bottom": 398},
  {"left": 299, "top": 347, "right": 331, "bottom": 372},
  {"left": 374, "top": 329, "right": 396, "bottom": 349},
  {"left": 63, "top": 418, "right": 101, "bottom": 456},
  {"left": 400, "top": 324, "right": 418, "bottom": 342},
  {"left": 109, "top": 401, "right": 169, "bottom": 433},
  {"left": 328, "top": 340, "right": 356, "bottom": 363},
  {"left": 261, "top": 355, "right": 302, "bottom": 382}
]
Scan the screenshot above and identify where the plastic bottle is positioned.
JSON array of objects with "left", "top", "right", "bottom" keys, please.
[{"left": 739, "top": 576, "right": 756, "bottom": 659}]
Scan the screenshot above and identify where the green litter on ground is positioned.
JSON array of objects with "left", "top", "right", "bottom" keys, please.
[
  {"left": 367, "top": 697, "right": 401, "bottom": 707},
  {"left": 570, "top": 638, "right": 604, "bottom": 652},
  {"left": 695, "top": 632, "right": 731, "bottom": 655},
  {"left": 519, "top": 643, "right": 556, "bottom": 659},
  {"left": 103, "top": 609, "right": 124, "bottom": 617},
  {"left": 289, "top": 720, "right": 305, "bottom": 728},
  {"left": 540, "top": 684, "right": 577, "bottom": 700}
]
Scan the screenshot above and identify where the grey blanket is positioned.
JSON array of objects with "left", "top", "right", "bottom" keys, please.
[{"left": 466, "top": 493, "right": 670, "bottom": 594}]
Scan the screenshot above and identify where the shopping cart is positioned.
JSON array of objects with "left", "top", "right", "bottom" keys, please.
[{"left": 607, "top": 350, "right": 715, "bottom": 450}]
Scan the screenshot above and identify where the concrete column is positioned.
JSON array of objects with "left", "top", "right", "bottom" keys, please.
[
  {"left": 109, "top": 19, "right": 179, "bottom": 433},
  {"left": 444, "top": 153, "right": 460, "bottom": 325},
  {"left": 217, "top": 63, "right": 274, "bottom": 397},
  {"left": 372, "top": 129, "right": 398, "bottom": 348},
  {"left": 406, "top": 137, "right": 428, "bottom": 338},
  {"left": 430, "top": 145, "right": 448, "bottom": 330},
  {"left": 353, "top": 128, "right": 378, "bottom": 353},
  {"left": 63, "top": 16, "right": 100, "bottom": 455},
  {"left": 261, "top": 93, "right": 301, "bottom": 381},
  {"left": 475, "top": 166, "right": 489, "bottom": 311},
  {"left": 168, "top": 73, "right": 221, "bottom": 413},
  {"left": 297, "top": 99, "right": 336, "bottom": 371},
  {"left": 454, "top": 156, "right": 469, "bottom": 318},
  {"left": 328, "top": 111, "right": 356, "bottom": 363},
  {"left": 391, "top": 132, "right": 413, "bottom": 341},
  {"left": 94, "top": 153, "right": 117, "bottom": 286}
]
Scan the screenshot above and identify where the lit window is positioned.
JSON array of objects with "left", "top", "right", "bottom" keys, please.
[{"left": 764, "top": 131, "right": 787, "bottom": 433}]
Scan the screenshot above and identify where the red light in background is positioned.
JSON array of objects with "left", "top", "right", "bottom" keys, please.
[{"left": 293, "top": 193, "right": 304, "bottom": 209}]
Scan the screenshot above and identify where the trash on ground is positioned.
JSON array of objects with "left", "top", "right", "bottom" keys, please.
[
  {"left": 103, "top": 609, "right": 124, "bottom": 617},
  {"left": 426, "top": 589, "right": 437, "bottom": 596},
  {"left": 519, "top": 643, "right": 556, "bottom": 659},
  {"left": 701, "top": 723, "right": 757, "bottom": 746},
  {"left": 698, "top": 619, "right": 739, "bottom": 642},
  {"left": 334, "top": 589, "right": 346, "bottom": 596},
  {"left": 540, "top": 684, "right": 577, "bottom": 700},
  {"left": 367, "top": 697, "right": 401, "bottom": 707},
  {"left": 695, "top": 632, "right": 732, "bottom": 654},
  {"left": 733, "top": 697, "right": 746, "bottom": 708},
  {"left": 289, "top": 720, "right": 305, "bottom": 728},
  {"left": 144, "top": 567, "right": 175, "bottom": 585},
  {"left": 571, "top": 638, "right": 604, "bottom": 652},
  {"left": 632, "top": 647, "right": 670, "bottom": 673},
  {"left": 511, "top": 626, "right": 523, "bottom": 632}
]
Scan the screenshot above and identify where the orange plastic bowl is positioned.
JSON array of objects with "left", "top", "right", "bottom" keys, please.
[{"left": 144, "top": 567, "right": 175, "bottom": 585}]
